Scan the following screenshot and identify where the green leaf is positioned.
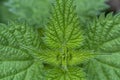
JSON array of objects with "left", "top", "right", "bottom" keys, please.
[
  {"left": 38, "top": 50, "right": 61, "bottom": 67},
  {"left": 0, "top": 22, "right": 44, "bottom": 80},
  {"left": 85, "top": 13, "right": 120, "bottom": 54},
  {"left": 46, "top": 67, "right": 86, "bottom": 80},
  {"left": 85, "top": 13, "right": 120, "bottom": 80},
  {"left": 68, "top": 50, "right": 94, "bottom": 66},
  {"left": 86, "top": 54, "right": 120, "bottom": 80},
  {"left": 45, "top": 0, "right": 83, "bottom": 48},
  {"left": 0, "top": 21, "right": 41, "bottom": 49}
]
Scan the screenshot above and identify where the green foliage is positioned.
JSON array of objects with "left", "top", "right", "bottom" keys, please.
[
  {"left": 0, "top": 0, "right": 120, "bottom": 80},
  {"left": 0, "top": 0, "right": 16, "bottom": 23},
  {"left": 4, "top": 0, "right": 51, "bottom": 26},
  {"left": 39, "top": 50, "right": 93, "bottom": 67},
  {"left": 46, "top": 67, "right": 86, "bottom": 80},
  {"left": 85, "top": 13, "right": 120, "bottom": 80},
  {"left": 87, "top": 54, "right": 120, "bottom": 80},
  {"left": 85, "top": 13, "right": 120, "bottom": 53},
  {"left": 2, "top": 0, "right": 108, "bottom": 26},
  {"left": 0, "top": 22, "right": 44, "bottom": 80},
  {"left": 44, "top": 0, "right": 83, "bottom": 48}
]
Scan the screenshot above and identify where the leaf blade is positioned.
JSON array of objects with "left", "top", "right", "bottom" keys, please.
[
  {"left": 86, "top": 54, "right": 120, "bottom": 80},
  {"left": 45, "top": 0, "right": 83, "bottom": 48},
  {"left": 0, "top": 22, "right": 44, "bottom": 80}
]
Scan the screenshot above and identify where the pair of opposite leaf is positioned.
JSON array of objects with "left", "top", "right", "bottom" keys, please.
[{"left": 0, "top": 0, "right": 120, "bottom": 80}]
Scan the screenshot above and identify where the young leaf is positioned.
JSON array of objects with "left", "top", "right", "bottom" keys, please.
[
  {"left": 0, "top": 22, "right": 44, "bottom": 80},
  {"left": 45, "top": 0, "right": 83, "bottom": 48},
  {"left": 46, "top": 67, "right": 86, "bottom": 80},
  {"left": 68, "top": 50, "right": 94, "bottom": 66},
  {"left": 38, "top": 50, "right": 61, "bottom": 67},
  {"left": 38, "top": 50, "right": 94, "bottom": 67}
]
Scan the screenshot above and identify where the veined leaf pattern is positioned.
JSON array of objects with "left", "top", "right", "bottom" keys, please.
[
  {"left": 0, "top": 22, "right": 44, "bottom": 80},
  {"left": 86, "top": 13, "right": 120, "bottom": 80},
  {"left": 45, "top": 0, "right": 83, "bottom": 48},
  {"left": 86, "top": 14, "right": 120, "bottom": 53},
  {"left": 1, "top": 0, "right": 120, "bottom": 80}
]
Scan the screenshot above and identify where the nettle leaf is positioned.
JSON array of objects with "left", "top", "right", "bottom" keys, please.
[
  {"left": 46, "top": 67, "right": 86, "bottom": 80},
  {"left": 0, "top": 22, "right": 44, "bottom": 80},
  {"left": 38, "top": 50, "right": 61, "bottom": 66},
  {"left": 86, "top": 13, "right": 120, "bottom": 53},
  {"left": 43, "top": 1, "right": 95, "bottom": 79},
  {"left": 45, "top": 0, "right": 83, "bottom": 48},
  {"left": 85, "top": 13, "right": 120, "bottom": 80},
  {"left": 87, "top": 54, "right": 120, "bottom": 80},
  {"left": 0, "top": 22, "right": 41, "bottom": 49}
]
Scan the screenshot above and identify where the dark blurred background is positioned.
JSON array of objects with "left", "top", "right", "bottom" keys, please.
[{"left": 106, "top": 0, "right": 120, "bottom": 13}]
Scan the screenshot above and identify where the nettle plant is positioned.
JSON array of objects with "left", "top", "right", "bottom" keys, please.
[{"left": 0, "top": 0, "right": 120, "bottom": 80}]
